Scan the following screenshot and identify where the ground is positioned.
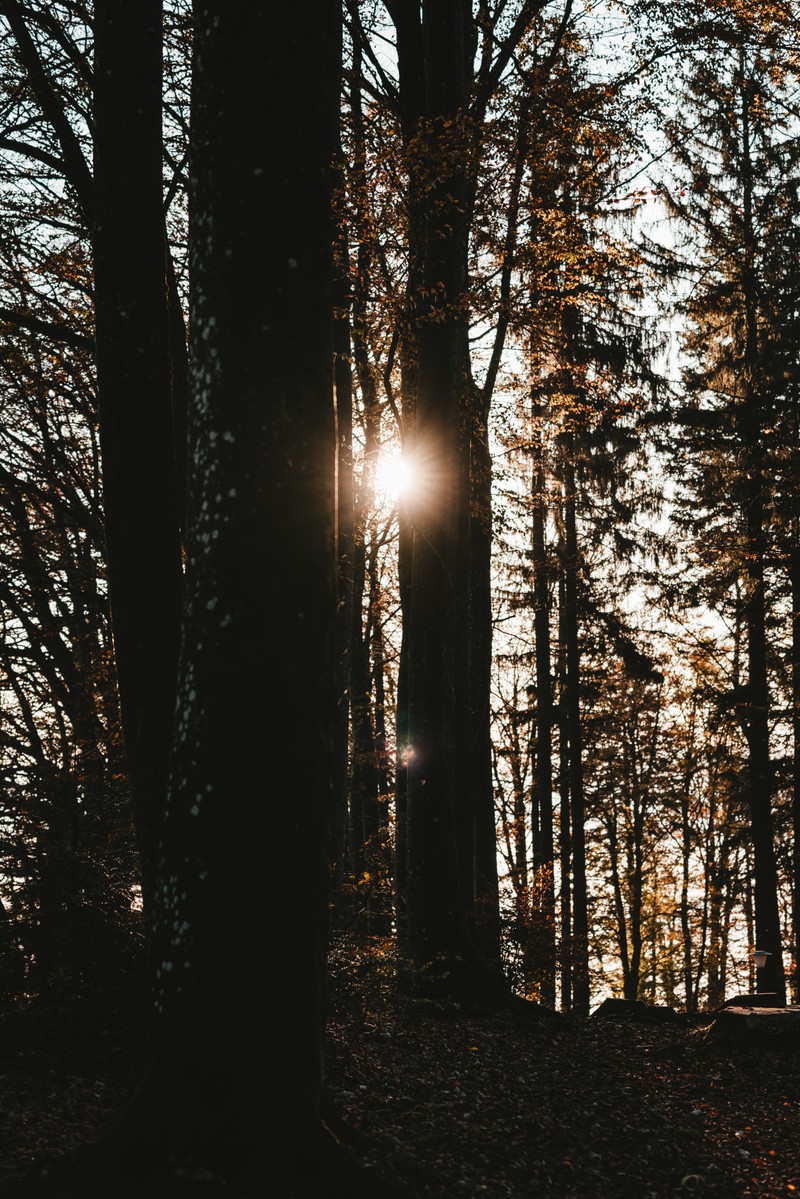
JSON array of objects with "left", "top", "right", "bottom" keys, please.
[{"left": 2, "top": 964, "right": 800, "bottom": 1198}]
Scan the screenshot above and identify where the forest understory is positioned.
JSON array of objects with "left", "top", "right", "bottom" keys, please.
[{"left": 4, "top": 950, "right": 800, "bottom": 1199}]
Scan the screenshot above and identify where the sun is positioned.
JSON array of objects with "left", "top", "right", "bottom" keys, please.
[{"left": 374, "top": 448, "right": 414, "bottom": 502}]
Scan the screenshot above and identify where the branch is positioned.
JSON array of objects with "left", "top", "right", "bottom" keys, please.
[
  {"left": 345, "top": 0, "right": 400, "bottom": 111},
  {"left": 0, "top": 0, "right": 93, "bottom": 220},
  {"left": 0, "top": 305, "right": 93, "bottom": 350},
  {"left": 474, "top": 0, "right": 552, "bottom": 119}
]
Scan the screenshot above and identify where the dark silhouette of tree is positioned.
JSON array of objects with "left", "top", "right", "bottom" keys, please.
[
  {"left": 93, "top": 0, "right": 184, "bottom": 914},
  {"left": 0, "top": 0, "right": 190, "bottom": 922},
  {"left": 380, "top": 0, "right": 578, "bottom": 1002},
  {"left": 8, "top": 2, "right": 413, "bottom": 1195}
]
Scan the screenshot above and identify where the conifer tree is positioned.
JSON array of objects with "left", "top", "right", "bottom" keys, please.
[{"left": 650, "top": 15, "right": 800, "bottom": 1002}]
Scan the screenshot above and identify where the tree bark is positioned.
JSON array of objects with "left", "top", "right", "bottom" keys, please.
[
  {"left": 557, "top": 574, "right": 572, "bottom": 1011},
  {"left": 737, "top": 67, "right": 785, "bottom": 1003},
  {"left": 92, "top": 0, "right": 183, "bottom": 913},
  {"left": 469, "top": 386, "right": 501, "bottom": 962},
  {"left": 403, "top": 0, "right": 478, "bottom": 986},
  {"left": 37, "top": 5, "right": 406, "bottom": 1193},
  {"left": 561, "top": 443, "right": 589, "bottom": 1014},
  {"left": 792, "top": 533, "right": 800, "bottom": 1003},
  {"left": 531, "top": 391, "right": 555, "bottom": 1005}
]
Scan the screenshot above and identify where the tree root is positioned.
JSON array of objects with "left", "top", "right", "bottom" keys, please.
[{"left": 408, "top": 954, "right": 563, "bottom": 1023}]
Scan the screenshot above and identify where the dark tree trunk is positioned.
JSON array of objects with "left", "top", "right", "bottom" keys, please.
[
  {"left": 679, "top": 726, "right": 697, "bottom": 1012},
  {"left": 394, "top": 522, "right": 412, "bottom": 949},
  {"left": 389, "top": 0, "right": 425, "bottom": 957},
  {"left": 792, "top": 535, "right": 800, "bottom": 1002},
  {"left": 331, "top": 170, "right": 355, "bottom": 882},
  {"left": 4, "top": 0, "right": 189, "bottom": 925},
  {"left": 738, "top": 76, "right": 785, "bottom": 1003},
  {"left": 348, "top": 82, "right": 393, "bottom": 927},
  {"left": 469, "top": 387, "right": 501, "bottom": 962},
  {"left": 146, "top": 0, "right": 341, "bottom": 1171},
  {"left": 557, "top": 575, "right": 572, "bottom": 1011},
  {"left": 92, "top": 0, "right": 183, "bottom": 914},
  {"left": 389, "top": 1, "right": 508, "bottom": 991},
  {"left": 627, "top": 789, "right": 645, "bottom": 1002},
  {"left": 742, "top": 451, "right": 784, "bottom": 1001},
  {"left": 348, "top": 509, "right": 370, "bottom": 889},
  {"left": 348, "top": 387, "right": 390, "bottom": 930},
  {"left": 37, "top": 4, "right": 406, "bottom": 1193},
  {"left": 561, "top": 444, "right": 590, "bottom": 1014},
  {"left": 531, "top": 391, "right": 555, "bottom": 1005},
  {"left": 399, "top": 0, "right": 509, "bottom": 997},
  {"left": 403, "top": 0, "right": 476, "bottom": 984},
  {"left": 607, "top": 809, "right": 632, "bottom": 1000},
  {"left": 368, "top": 542, "right": 393, "bottom": 921},
  {"left": 680, "top": 788, "right": 695, "bottom": 1011}
]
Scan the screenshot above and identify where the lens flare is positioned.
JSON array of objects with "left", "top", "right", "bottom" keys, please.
[{"left": 375, "top": 449, "right": 414, "bottom": 502}]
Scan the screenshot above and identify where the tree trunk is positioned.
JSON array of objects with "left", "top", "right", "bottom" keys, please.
[
  {"left": 389, "top": 0, "right": 425, "bottom": 960},
  {"left": 399, "top": 0, "right": 498, "bottom": 997},
  {"left": 561, "top": 443, "right": 590, "bottom": 1014},
  {"left": 43, "top": 5, "right": 402, "bottom": 1192},
  {"left": 92, "top": 0, "right": 183, "bottom": 914},
  {"left": 404, "top": 54, "right": 475, "bottom": 981},
  {"left": 147, "top": 0, "right": 340, "bottom": 1170},
  {"left": 557, "top": 575, "right": 572, "bottom": 1011},
  {"left": 607, "top": 810, "right": 632, "bottom": 1000},
  {"left": 627, "top": 788, "right": 645, "bottom": 1002},
  {"left": 679, "top": 727, "right": 697, "bottom": 1011},
  {"left": 738, "top": 73, "right": 785, "bottom": 1003},
  {"left": 791, "top": 532, "right": 800, "bottom": 1002},
  {"left": 742, "top": 456, "right": 784, "bottom": 1001},
  {"left": 331, "top": 167, "right": 355, "bottom": 883},
  {"left": 469, "top": 386, "right": 501, "bottom": 962},
  {"left": 390, "top": 1, "right": 509, "bottom": 994},
  {"left": 531, "top": 391, "right": 555, "bottom": 1005}
]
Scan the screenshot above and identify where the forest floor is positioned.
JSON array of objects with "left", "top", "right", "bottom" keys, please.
[{"left": 2, "top": 953, "right": 800, "bottom": 1198}]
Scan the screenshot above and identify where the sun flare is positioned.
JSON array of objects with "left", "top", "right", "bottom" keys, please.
[{"left": 374, "top": 450, "right": 414, "bottom": 502}]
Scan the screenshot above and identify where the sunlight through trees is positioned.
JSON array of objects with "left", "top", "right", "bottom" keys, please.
[{"left": 0, "top": 0, "right": 800, "bottom": 1190}]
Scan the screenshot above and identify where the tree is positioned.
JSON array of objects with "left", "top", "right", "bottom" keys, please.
[
  {"left": 93, "top": 0, "right": 184, "bottom": 914},
  {"left": 14, "top": 2, "right": 411, "bottom": 1195},
  {"left": 650, "top": 15, "right": 800, "bottom": 1003},
  {"left": 0, "top": 0, "right": 190, "bottom": 921},
  {"left": 384, "top": 0, "right": 576, "bottom": 1001}
]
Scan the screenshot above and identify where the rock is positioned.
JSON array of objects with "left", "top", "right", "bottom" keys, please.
[
  {"left": 592, "top": 998, "right": 651, "bottom": 1019},
  {"left": 591, "top": 998, "right": 684, "bottom": 1025},
  {"left": 720, "top": 992, "right": 782, "bottom": 1009},
  {"left": 706, "top": 1005, "right": 800, "bottom": 1043}
]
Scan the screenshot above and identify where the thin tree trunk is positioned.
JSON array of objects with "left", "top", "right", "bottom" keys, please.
[
  {"left": 561, "top": 443, "right": 589, "bottom": 1014},
  {"left": 389, "top": 0, "right": 425, "bottom": 959},
  {"left": 607, "top": 811, "right": 632, "bottom": 999},
  {"left": 470, "top": 385, "right": 501, "bottom": 962},
  {"left": 738, "top": 69, "right": 785, "bottom": 1002},
  {"left": 331, "top": 154, "right": 355, "bottom": 884},
  {"left": 558, "top": 578, "right": 572, "bottom": 1011},
  {"left": 627, "top": 788, "right": 645, "bottom": 1002},
  {"left": 791, "top": 532, "right": 800, "bottom": 1002},
  {"left": 531, "top": 391, "right": 555, "bottom": 1005},
  {"left": 679, "top": 734, "right": 697, "bottom": 1011}
]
